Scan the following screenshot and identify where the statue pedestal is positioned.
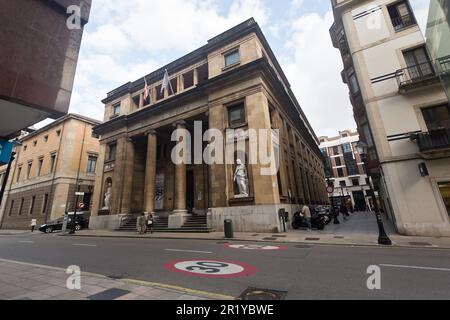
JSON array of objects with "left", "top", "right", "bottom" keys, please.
[
  {"left": 98, "top": 209, "right": 110, "bottom": 216},
  {"left": 169, "top": 210, "right": 189, "bottom": 228}
]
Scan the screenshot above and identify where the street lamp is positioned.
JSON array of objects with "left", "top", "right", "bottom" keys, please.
[
  {"left": 356, "top": 141, "right": 392, "bottom": 245},
  {"left": 68, "top": 179, "right": 83, "bottom": 235}
]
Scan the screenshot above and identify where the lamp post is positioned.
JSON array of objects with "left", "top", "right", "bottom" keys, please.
[
  {"left": 356, "top": 142, "right": 392, "bottom": 245},
  {"left": 326, "top": 177, "right": 340, "bottom": 224}
]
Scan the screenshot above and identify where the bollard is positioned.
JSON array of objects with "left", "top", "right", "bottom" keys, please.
[{"left": 224, "top": 219, "right": 234, "bottom": 238}]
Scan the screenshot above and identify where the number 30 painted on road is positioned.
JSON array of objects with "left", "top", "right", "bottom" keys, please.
[{"left": 164, "top": 260, "right": 258, "bottom": 278}]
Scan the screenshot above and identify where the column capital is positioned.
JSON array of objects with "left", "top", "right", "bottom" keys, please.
[
  {"left": 145, "top": 129, "right": 157, "bottom": 136},
  {"left": 172, "top": 120, "right": 187, "bottom": 128}
]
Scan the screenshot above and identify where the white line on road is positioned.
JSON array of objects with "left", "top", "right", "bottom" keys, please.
[
  {"left": 380, "top": 264, "right": 450, "bottom": 272},
  {"left": 165, "top": 249, "right": 213, "bottom": 254},
  {"left": 72, "top": 244, "right": 97, "bottom": 247},
  {"left": 18, "top": 241, "right": 34, "bottom": 244}
]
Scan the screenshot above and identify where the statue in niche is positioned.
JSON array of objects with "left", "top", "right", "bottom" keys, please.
[
  {"left": 234, "top": 159, "right": 249, "bottom": 197},
  {"left": 102, "top": 183, "right": 112, "bottom": 210}
]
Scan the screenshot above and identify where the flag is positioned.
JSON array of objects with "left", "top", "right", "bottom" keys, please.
[
  {"left": 161, "top": 69, "right": 174, "bottom": 96},
  {"left": 143, "top": 76, "right": 150, "bottom": 101}
]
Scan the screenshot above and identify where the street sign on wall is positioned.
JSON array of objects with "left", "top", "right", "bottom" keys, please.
[{"left": 0, "top": 140, "right": 13, "bottom": 165}]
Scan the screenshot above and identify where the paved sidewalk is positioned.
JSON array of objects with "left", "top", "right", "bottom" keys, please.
[
  {"left": 0, "top": 258, "right": 233, "bottom": 300},
  {"left": 68, "top": 212, "right": 450, "bottom": 249}
]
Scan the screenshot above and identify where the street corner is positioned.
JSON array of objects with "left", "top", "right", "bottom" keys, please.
[{"left": 164, "top": 259, "right": 258, "bottom": 278}]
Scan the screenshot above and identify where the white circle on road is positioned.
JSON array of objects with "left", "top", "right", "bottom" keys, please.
[
  {"left": 226, "top": 244, "right": 287, "bottom": 250},
  {"left": 174, "top": 260, "right": 244, "bottom": 275}
]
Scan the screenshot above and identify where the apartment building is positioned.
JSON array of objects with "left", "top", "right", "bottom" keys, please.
[
  {"left": 330, "top": 0, "right": 450, "bottom": 236},
  {"left": 319, "top": 129, "right": 373, "bottom": 210},
  {"left": 90, "top": 19, "right": 328, "bottom": 233},
  {"left": 0, "top": 114, "right": 101, "bottom": 229}
]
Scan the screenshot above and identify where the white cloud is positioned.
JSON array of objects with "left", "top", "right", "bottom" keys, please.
[{"left": 282, "top": 11, "right": 356, "bottom": 137}]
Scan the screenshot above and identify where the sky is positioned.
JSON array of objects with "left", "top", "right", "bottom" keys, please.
[{"left": 39, "top": 0, "right": 431, "bottom": 138}]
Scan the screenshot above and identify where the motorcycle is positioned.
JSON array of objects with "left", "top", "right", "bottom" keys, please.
[{"left": 292, "top": 210, "right": 326, "bottom": 230}]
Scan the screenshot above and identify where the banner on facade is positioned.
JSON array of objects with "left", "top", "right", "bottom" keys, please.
[
  {"left": 155, "top": 172, "right": 165, "bottom": 210},
  {"left": 0, "top": 140, "right": 13, "bottom": 166}
]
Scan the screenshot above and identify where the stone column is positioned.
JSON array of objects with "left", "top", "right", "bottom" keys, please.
[
  {"left": 170, "top": 121, "right": 189, "bottom": 228},
  {"left": 120, "top": 138, "right": 135, "bottom": 214},
  {"left": 144, "top": 130, "right": 157, "bottom": 214}
]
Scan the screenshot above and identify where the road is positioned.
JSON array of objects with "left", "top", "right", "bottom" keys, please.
[{"left": 0, "top": 233, "right": 449, "bottom": 300}]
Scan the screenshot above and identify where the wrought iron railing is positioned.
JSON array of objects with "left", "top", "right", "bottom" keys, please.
[
  {"left": 413, "top": 129, "right": 450, "bottom": 152},
  {"left": 391, "top": 13, "right": 416, "bottom": 31},
  {"left": 396, "top": 60, "right": 436, "bottom": 87}
]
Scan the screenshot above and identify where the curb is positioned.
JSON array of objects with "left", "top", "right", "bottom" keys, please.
[{"left": 60, "top": 233, "right": 450, "bottom": 250}]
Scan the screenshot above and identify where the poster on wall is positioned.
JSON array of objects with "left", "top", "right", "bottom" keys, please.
[{"left": 155, "top": 172, "right": 165, "bottom": 210}]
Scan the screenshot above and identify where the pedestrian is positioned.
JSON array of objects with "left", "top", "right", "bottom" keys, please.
[
  {"left": 341, "top": 205, "right": 349, "bottom": 220},
  {"left": 136, "top": 213, "right": 146, "bottom": 235},
  {"left": 30, "top": 219, "right": 37, "bottom": 232},
  {"left": 147, "top": 213, "right": 154, "bottom": 234},
  {"left": 301, "top": 204, "right": 312, "bottom": 230}
]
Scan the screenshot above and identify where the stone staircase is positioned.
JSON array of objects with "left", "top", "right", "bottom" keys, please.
[{"left": 116, "top": 214, "right": 210, "bottom": 233}]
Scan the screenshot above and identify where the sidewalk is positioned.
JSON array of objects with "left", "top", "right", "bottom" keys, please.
[
  {"left": 0, "top": 258, "right": 233, "bottom": 300},
  {"left": 69, "top": 212, "right": 450, "bottom": 249}
]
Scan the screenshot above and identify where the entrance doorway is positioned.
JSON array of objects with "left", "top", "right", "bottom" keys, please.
[
  {"left": 352, "top": 191, "right": 366, "bottom": 211},
  {"left": 187, "top": 169, "right": 194, "bottom": 213}
]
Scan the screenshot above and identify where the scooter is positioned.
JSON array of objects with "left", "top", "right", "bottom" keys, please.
[{"left": 292, "top": 211, "right": 325, "bottom": 230}]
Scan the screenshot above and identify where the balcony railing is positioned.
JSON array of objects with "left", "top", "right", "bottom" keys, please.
[
  {"left": 396, "top": 60, "right": 439, "bottom": 92},
  {"left": 391, "top": 13, "right": 416, "bottom": 31},
  {"left": 412, "top": 129, "right": 450, "bottom": 153}
]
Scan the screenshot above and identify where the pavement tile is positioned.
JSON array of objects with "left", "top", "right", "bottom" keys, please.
[
  {"left": 39, "top": 286, "right": 73, "bottom": 297},
  {"left": 176, "top": 294, "right": 199, "bottom": 300},
  {"left": 115, "top": 293, "right": 139, "bottom": 300},
  {"left": 12, "top": 292, "right": 52, "bottom": 300}
]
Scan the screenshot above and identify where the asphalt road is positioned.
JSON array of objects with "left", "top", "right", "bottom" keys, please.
[{"left": 0, "top": 233, "right": 449, "bottom": 300}]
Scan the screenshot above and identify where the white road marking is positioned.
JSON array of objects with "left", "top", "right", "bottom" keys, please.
[
  {"left": 18, "top": 241, "right": 34, "bottom": 244},
  {"left": 72, "top": 244, "right": 97, "bottom": 247},
  {"left": 165, "top": 249, "right": 213, "bottom": 254},
  {"left": 380, "top": 264, "right": 450, "bottom": 272}
]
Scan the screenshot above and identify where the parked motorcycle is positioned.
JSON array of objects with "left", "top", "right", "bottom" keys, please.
[{"left": 292, "top": 210, "right": 325, "bottom": 230}]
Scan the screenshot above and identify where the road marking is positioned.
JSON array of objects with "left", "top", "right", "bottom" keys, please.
[
  {"left": 165, "top": 249, "right": 213, "bottom": 254},
  {"left": 18, "top": 241, "right": 34, "bottom": 244},
  {"left": 72, "top": 244, "right": 97, "bottom": 247},
  {"left": 0, "top": 258, "right": 234, "bottom": 300},
  {"left": 380, "top": 264, "right": 450, "bottom": 272},
  {"left": 165, "top": 259, "right": 258, "bottom": 278}
]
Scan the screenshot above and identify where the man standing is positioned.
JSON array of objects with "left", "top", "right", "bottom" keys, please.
[
  {"left": 136, "top": 213, "right": 146, "bottom": 235},
  {"left": 30, "top": 219, "right": 37, "bottom": 232},
  {"left": 302, "top": 205, "right": 312, "bottom": 230}
]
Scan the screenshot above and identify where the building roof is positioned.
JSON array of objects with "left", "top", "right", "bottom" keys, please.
[{"left": 19, "top": 114, "right": 101, "bottom": 142}]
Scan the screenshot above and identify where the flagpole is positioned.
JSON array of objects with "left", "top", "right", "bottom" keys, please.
[{"left": 166, "top": 69, "right": 175, "bottom": 96}]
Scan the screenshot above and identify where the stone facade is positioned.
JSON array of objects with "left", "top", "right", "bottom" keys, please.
[
  {"left": 0, "top": 114, "right": 101, "bottom": 229},
  {"left": 91, "top": 19, "right": 328, "bottom": 233}
]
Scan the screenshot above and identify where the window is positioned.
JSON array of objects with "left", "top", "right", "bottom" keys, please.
[
  {"left": 18, "top": 198, "right": 24, "bottom": 216},
  {"left": 44, "top": 135, "right": 48, "bottom": 142},
  {"left": 337, "top": 168, "right": 344, "bottom": 177},
  {"left": 183, "top": 70, "right": 194, "bottom": 89},
  {"left": 343, "top": 143, "right": 352, "bottom": 153},
  {"left": 9, "top": 200, "right": 14, "bottom": 216},
  {"left": 339, "top": 180, "right": 347, "bottom": 187},
  {"left": 388, "top": 1, "right": 416, "bottom": 31},
  {"left": 38, "top": 158, "right": 44, "bottom": 176},
  {"left": 87, "top": 155, "right": 97, "bottom": 173},
  {"left": 333, "top": 146, "right": 340, "bottom": 155},
  {"left": 438, "top": 182, "right": 450, "bottom": 217},
  {"left": 50, "top": 154, "right": 56, "bottom": 173},
  {"left": 335, "top": 157, "right": 342, "bottom": 166},
  {"left": 17, "top": 167, "right": 22, "bottom": 182},
  {"left": 56, "top": 130, "right": 61, "bottom": 137},
  {"left": 421, "top": 104, "right": 450, "bottom": 131},
  {"left": 33, "top": 141, "right": 37, "bottom": 147},
  {"left": 362, "top": 124, "right": 375, "bottom": 148},
  {"left": 228, "top": 103, "right": 246, "bottom": 127},
  {"left": 23, "top": 145, "right": 27, "bottom": 152},
  {"left": 108, "top": 144, "right": 117, "bottom": 161},
  {"left": 224, "top": 50, "right": 240, "bottom": 67},
  {"left": 352, "top": 178, "right": 360, "bottom": 186},
  {"left": 112, "top": 103, "right": 121, "bottom": 116},
  {"left": 349, "top": 73, "right": 360, "bottom": 94},
  {"left": 42, "top": 194, "right": 49, "bottom": 214},
  {"left": 403, "top": 47, "right": 434, "bottom": 80},
  {"left": 29, "top": 196, "right": 35, "bottom": 215},
  {"left": 26, "top": 162, "right": 32, "bottom": 179}
]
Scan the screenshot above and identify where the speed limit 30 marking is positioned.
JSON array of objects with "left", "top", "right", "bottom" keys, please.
[
  {"left": 164, "top": 259, "right": 258, "bottom": 278},
  {"left": 225, "top": 244, "right": 288, "bottom": 251}
]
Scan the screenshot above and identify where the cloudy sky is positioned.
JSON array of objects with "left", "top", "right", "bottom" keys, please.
[{"left": 51, "top": 0, "right": 430, "bottom": 137}]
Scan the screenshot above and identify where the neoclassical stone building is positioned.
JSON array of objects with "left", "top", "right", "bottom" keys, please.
[{"left": 90, "top": 19, "right": 328, "bottom": 233}]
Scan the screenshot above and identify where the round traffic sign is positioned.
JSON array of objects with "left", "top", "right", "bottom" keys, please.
[
  {"left": 326, "top": 186, "right": 334, "bottom": 194},
  {"left": 164, "top": 259, "right": 257, "bottom": 278},
  {"left": 77, "top": 202, "right": 85, "bottom": 210},
  {"left": 225, "top": 244, "right": 288, "bottom": 251}
]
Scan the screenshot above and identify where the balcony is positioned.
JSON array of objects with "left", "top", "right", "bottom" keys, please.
[
  {"left": 396, "top": 60, "right": 441, "bottom": 93},
  {"left": 391, "top": 13, "right": 416, "bottom": 32},
  {"left": 411, "top": 129, "right": 450, "bottom": 158}
]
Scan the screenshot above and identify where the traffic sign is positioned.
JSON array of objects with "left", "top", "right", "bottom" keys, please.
[
  {"left": 225, "top": 244, "right": 288, "bottom": 251},
  {"left": 326, "top": 186, "right": 334, "bottom": 194},
  {"left": 75, "top": 192, "right": 85, "bottom": 196},
  {"left": 77, "top": 202, "right": 85, "bottom": 210},
  {"left": 0, "top": 140, "right": 13, "bottom": 165},
  {"left": 164, "top": 259, "right": 257, "bottom": 278}
]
